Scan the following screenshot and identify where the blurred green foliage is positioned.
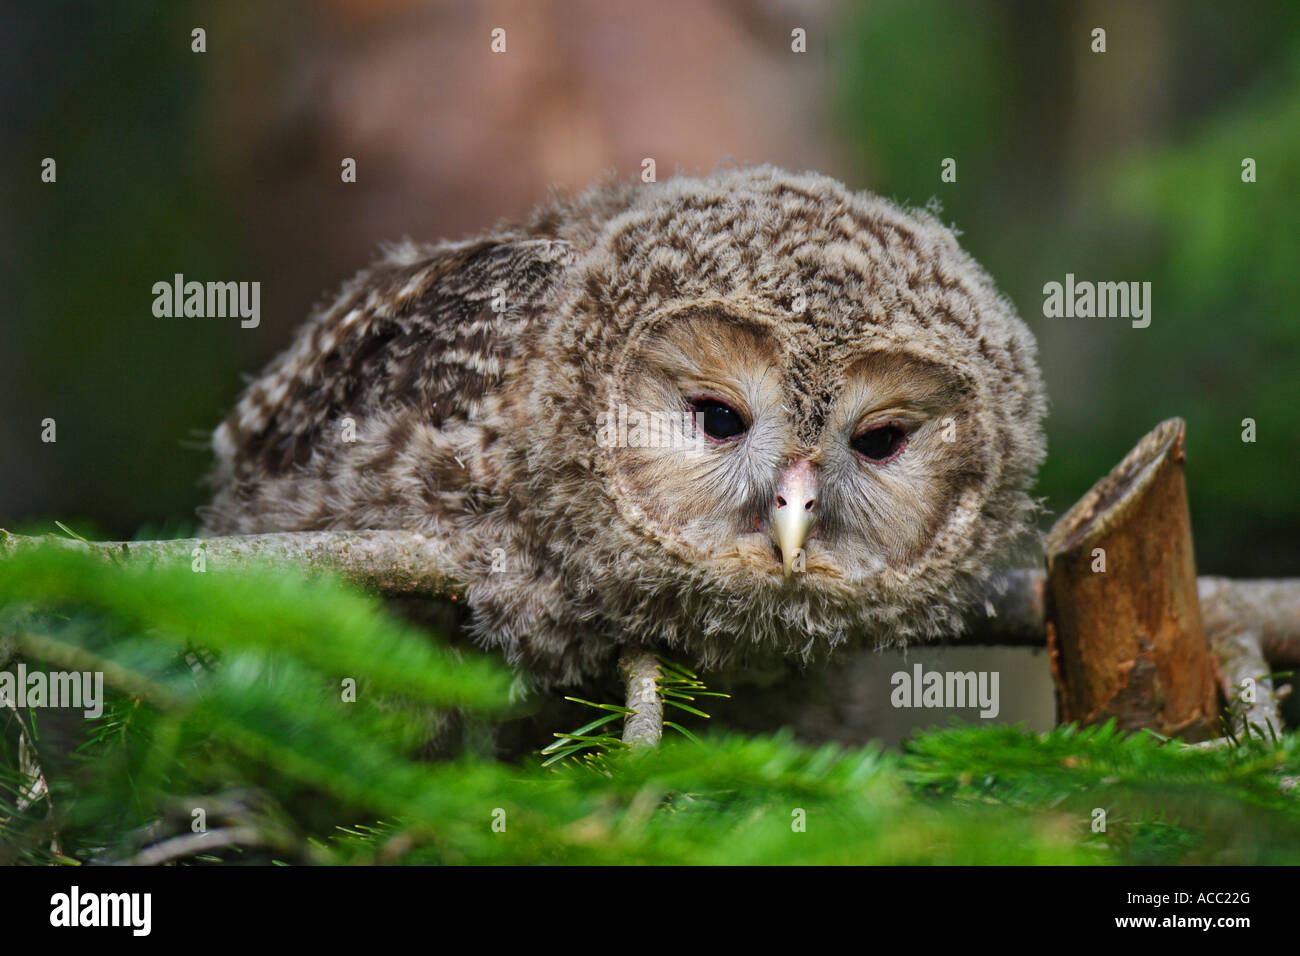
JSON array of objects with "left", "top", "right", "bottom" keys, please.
[
  {"left": 832, "top": 1, "right": 1300, "bottom": 575},
  {"left": 1, "top": 1, "right": 246, "bottom": 539},
  {"left": 3, "top": 0, "right": 1297, "bottom": 579},
  {"left": 3, "top": 546, "right": 1299, "bottom": 865},
  {"left": 1104, "top": 57, "right": 1300, "bottom": 563}
]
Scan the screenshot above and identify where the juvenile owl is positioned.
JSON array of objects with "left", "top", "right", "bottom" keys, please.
[{"left": 203, "top": 166, "right": 1047, "bottom": 687}]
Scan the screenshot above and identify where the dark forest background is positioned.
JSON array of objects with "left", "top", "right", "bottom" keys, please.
[
  {"left": 3, "top": 0, "right": 1297, "bottom": 579},
  {"left": 4, "top": 3, "right": 1300, "bottom": 869}
]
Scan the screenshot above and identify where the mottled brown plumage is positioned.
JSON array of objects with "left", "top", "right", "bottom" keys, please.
[{"left": 204, "top": 166, "right": 1048, "bottom": 687}]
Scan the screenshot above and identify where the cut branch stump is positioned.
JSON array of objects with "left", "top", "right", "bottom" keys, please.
[{"left": 1043, "top": 418, "right": 1219, "bottom": 741}]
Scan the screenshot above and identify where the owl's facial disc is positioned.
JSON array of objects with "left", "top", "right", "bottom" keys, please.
[{"left": 610, "top": 311, "right": 979, "bottom": 590}]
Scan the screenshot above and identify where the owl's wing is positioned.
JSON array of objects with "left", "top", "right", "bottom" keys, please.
[{"left": 204, "top": 237, "right": 573, "bottom": 530}]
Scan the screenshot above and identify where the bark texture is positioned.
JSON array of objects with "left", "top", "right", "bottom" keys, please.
[{"left": 1042, "top": 419, "right": 1219, "bottom": 740}]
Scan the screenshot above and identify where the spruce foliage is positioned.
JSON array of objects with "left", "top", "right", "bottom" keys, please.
[{"left": 1, "top": 544, "right": 1298, "bottom": 865}]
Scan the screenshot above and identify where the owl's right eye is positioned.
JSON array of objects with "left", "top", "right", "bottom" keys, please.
[{"left": 690, "top": 397, "right": 748, "bottom": 442}]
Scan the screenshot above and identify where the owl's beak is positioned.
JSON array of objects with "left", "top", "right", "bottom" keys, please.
[{"left": 770, "top": 459, "right": 818, "bottom": 578}]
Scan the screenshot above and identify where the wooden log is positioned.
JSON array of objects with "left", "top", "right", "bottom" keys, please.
[{"left": 1043, "top": 418, "right": 1219, "bottom": 740}]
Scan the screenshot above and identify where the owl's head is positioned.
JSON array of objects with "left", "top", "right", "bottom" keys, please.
[
  {"left": 513, "top": 166, "right": 1046, "bottom": 673},
  {"left": 608, "top": 311, "right": 986, "bottom": 583}
]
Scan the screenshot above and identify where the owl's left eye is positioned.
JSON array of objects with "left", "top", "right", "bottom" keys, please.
[
  {"left": 852, "top": 423, "right": 907, "bottom": 463},
  {"left": 690, "top": 398, "right": 748, "bottom": 442}
]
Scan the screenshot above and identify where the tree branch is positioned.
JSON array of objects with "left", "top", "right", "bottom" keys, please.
[
  {"left": 619, "top": 648, "right": 663, "bottom": 749},
  {"left": 129, "top": 827, "right": 267, "bottom": 867},
  {"left": 4, "top": 529, "right": 1298, "bottom": 664},
  {"left": 4, "top": 524, "right": 1298, "bottom": 746},
  {"left": 0, "top": 528, "right": 460, "bottom": 597},
  {"left": 1198, "top": 577, "right": 1300, "bottom": 671},
  {"left": 966, "top": 569, "right": 1300, "bottom": 668}
]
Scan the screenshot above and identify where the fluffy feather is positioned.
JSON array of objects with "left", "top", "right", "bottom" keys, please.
[{"left": 204, "top": 166, "right": 1048, "bottom": 687}]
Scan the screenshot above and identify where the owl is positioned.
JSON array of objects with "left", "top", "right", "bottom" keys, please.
[{"left": 203, "top": 166, "right": 1047, "bottom": 689}]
